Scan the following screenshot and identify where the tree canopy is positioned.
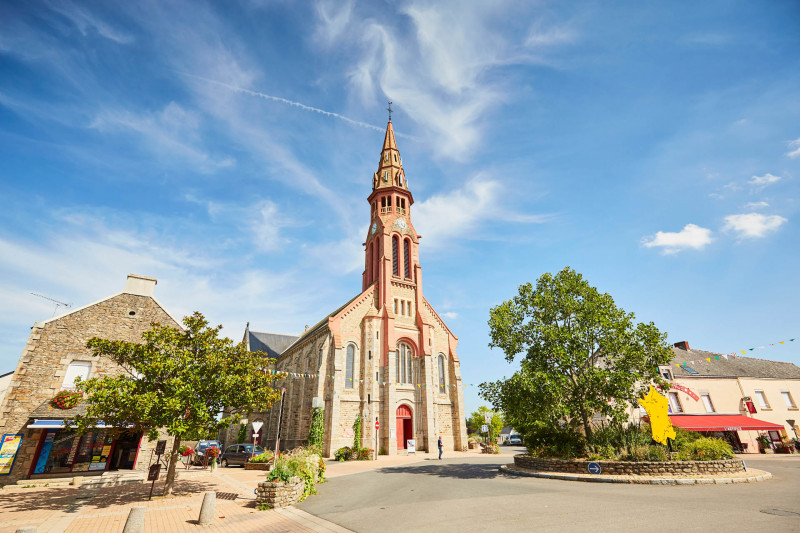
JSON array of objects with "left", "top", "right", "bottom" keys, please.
[
  {"left": 480, "top": 267, "right": 672, "bottom": 448},
  {"left": 466, "top": 406, "right": 505, "bottom": 442},
  {"left": 73, "top": 312, "right": 281, "bottom": 494}
]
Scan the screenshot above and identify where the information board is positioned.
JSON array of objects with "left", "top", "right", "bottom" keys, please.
[
  {"left": 406, "top": 439, "right": 416, "bottom": 454},
  {"left": 0, "top": 434, "right": 23, "bottom": 475}
]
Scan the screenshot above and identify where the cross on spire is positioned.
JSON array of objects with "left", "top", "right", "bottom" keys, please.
[{"left": 387, "top": 100, "right": 393, "bottom": 122}]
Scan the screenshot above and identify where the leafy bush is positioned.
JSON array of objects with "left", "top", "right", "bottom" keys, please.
[
  {"left": 267, "top": 447, "right": 322, "bottom": 501},
  {"left": 485, "top": 442, "right": 500, "bottom": 454},
  {"left": 525, "top": 423, "right": 587, "bottom": 459},
  {"left": 683, "top": 437, "right": 734, "bottom": 460},
  {"left": 356, "top": 448, "right": 374, "bottom": 460},
  {"left": 249, "top": 451, "right": 274, "bottom": 463},
  {"left": 622, "top": 444, "right": 668, "bottom": 462},
  {"left": 237, "top": 424, "right": 247, "bottom": 444},
  {"left": 335, "top": 446, "right": 353, "bottom": 462}
]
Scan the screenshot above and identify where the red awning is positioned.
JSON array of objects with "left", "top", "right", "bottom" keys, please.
[{"left": 666, "top": 414, "right": 783, "bottom": 432}]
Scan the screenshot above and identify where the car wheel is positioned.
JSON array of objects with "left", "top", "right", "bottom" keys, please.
[{"left": 221, "top": 459, "right": 228, "bottom": 468}]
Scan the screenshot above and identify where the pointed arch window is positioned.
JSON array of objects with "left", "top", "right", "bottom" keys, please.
[
  {"left": 368, "top": 242, "right": 374, "bottom": 284},
  {"left": 346, "top": 345, "right": 355, "bottom": 389},
  {"left": 438, "top": 354, "right": 446, "bottom": 393},
  {"left": 396, "top": 342, "right": 412, "bottom": 384},
  {"left": 404, "top": 239, "right": 411, "bottom": 278},
  {"left": 392, "top": 236, "right": 399, "bottom": 276}
]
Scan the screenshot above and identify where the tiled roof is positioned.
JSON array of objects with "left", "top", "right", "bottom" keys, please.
[
  {"left": 247, "top": 332, "right": 299, "bottom": 358},
  {"left": 671, "top": 347, "right": 800, "bottom": 379}
]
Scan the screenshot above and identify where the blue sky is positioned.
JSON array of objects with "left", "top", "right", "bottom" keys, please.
[{"left": 1, "top": 1, "right": 798, "bottom": 415}]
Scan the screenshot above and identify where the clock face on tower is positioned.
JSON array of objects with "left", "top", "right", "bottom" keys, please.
[
  {"left": 371, "top": 222, "right": 378, "bottom": 234},
  {"left": 396, "top": 219, "right": 407, "bottom": 229}
]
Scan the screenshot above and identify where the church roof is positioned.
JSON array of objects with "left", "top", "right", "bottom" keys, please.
[
  {"left": 247, "top": 331, "right": 299, "bottom": 358},
  {"left": 373, "top": 120, "right": 407, "bottom": 191},
  {"left": 284, "top": 291, "right": 365, "bottom": 352}
]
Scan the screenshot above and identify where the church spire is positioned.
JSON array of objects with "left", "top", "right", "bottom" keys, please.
[{"left": 373, "top": 114, "right": 407, "bottom": 191}]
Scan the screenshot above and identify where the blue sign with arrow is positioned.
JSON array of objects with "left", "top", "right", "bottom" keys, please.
[{"left": 587, "top": 462, "right": 602, "bottom": 474}]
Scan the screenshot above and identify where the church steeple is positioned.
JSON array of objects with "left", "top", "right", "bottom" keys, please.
[
  {"left": 363, "top": 118, "right": 418, "bottom": 293},
  {"left": 373, "top": 120, "right": 407, "bottom": 191}
]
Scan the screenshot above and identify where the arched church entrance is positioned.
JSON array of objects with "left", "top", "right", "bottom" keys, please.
[{"left": 396, "top": 404, "right": 413, "bottom": 449}]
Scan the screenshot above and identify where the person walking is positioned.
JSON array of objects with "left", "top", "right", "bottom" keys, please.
[{"left": 438, "top": 435, "right": 443, "bottom": 460}]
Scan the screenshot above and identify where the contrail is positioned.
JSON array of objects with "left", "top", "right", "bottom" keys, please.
[{"left": 182, "top": 73, "right": 389, "bottom": 134}]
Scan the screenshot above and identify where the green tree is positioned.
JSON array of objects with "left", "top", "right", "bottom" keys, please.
[
  {"left": 73, "top": 312, "right": 281, "bottom": 495},
  {"left": 480, "top": 267, "right": 672, "bottom": 446},
  {"left": 467, "top": 406, "right": 504, "bottom": 442}
]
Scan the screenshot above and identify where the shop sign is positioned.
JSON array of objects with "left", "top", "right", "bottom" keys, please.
[
  {"left": 670, "top": 384, "right": 699, "bottom": 401},
  {"left": 148, "top": 463, "right": 161, "bottom": 481},
  {"left": 743, "top": 397, "right": 757, "bottom": 414},
  {"left": 724, "top": 427, "right": 742, "bottom": 431},
  {"left": 0, "top": 434, "right": 23, "bottom": 475}
]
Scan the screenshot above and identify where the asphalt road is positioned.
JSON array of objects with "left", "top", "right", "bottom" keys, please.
[{"left": 298, "top": 447, "right": 800, "bottom": 532}]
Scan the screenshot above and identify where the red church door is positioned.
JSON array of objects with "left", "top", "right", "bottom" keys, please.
[{"left": 396, "top": 405, "right": 412, "bottom": 449}]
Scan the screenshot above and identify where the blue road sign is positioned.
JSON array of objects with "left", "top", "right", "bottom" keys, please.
[{"left": 587, "top": 462, "right": 602, "bottom": 474}]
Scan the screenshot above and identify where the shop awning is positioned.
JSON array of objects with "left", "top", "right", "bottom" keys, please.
[{"left": 666, "top": 414, "right": 784, "bottom": 432}]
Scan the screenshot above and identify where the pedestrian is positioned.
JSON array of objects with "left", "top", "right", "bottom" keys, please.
[{"left": 438, "top": 435, "right": 443, "bottom": 460}]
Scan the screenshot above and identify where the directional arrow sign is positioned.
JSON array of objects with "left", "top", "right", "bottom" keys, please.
[{"left": 587, "top": 462, "right": 602, "bottom": 475}]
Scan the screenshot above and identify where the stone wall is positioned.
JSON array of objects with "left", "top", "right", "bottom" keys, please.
[
  {"left": 256, "top": 477, "right": 305, "bottom": 508},
  {"left": 513, "top": 455, "right": 745, "bottom": 476}
]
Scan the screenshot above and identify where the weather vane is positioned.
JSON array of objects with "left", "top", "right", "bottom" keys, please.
[{"left": 387, "top": 100, "right": 393, "bottom": 121}]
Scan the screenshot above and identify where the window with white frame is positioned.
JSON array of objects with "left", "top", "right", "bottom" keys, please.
[
  {"left": 659, "top": 367, "right": 673, "bottom": 380},
  {"left": 755, "top": 390, "right": 770, "bottom": 409},
  {"left": 701, "top": 393, "right": 715, "bottom": 413},
  {"left": 781, "top": 391, "right": 797, "bottom": 409},
  {"left": 62, "top": 361, "right": 92, "bottom": 389},
  {"left": 667, "top": 392, "right": 683, "bottom": 413}
]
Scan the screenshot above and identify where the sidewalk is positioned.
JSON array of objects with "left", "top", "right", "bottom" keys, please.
[{"left": 0, "top": 471, "right": 314, "bottom": 533}]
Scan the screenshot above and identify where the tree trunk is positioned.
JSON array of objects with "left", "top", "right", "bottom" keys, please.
[
  {"left": 163, "top": 435, "right": 182, "bottom": 496},
  {"left": 581, "top": 412, "right": 592, "bottom": 440}
]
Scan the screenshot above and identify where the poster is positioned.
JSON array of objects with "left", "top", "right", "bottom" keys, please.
[
  {"left": 34, "top": 430, "right": 57, "bottom": 474},
  {"left": 0, "top": 434, "right": 23, "bottom": 475},
  {"left": 406, "top": 439, "right": 416, "bottom": 453}
]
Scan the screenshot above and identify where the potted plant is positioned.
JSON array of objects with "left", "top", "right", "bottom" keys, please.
[
  {"left": 756, "top": 435, "right": 773, "bottom": 454},
  {"left": 51, "top": 390, "right": 81, "bottom": 410},
  {"left": 179, "top": 445, "right": 194, "bottom": 468},
  {"left": 245, "top": 451, "right": 274, "bottom": 470},
  {"left": 206, "top": 446, "right": 221, "bottom": 471}
]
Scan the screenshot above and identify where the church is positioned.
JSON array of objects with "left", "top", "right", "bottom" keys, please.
[{"left": 233, "top": 119, "right": 468, "bottom": 457}]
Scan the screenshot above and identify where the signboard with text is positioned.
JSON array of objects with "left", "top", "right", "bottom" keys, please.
[
  {"left": 0, "top": 434, "right": 23, "bottom": 476},
  {"left": 406, "top": 440, "right": 416, "bottom": 454}
]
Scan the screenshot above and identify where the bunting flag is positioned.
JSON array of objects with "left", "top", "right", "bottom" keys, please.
[{"left": 674, "top": 336, "right": 796, "bottom": 368}]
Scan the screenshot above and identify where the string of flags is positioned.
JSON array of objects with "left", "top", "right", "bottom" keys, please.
[
  {"left": 264, "top": 369, "right": 480, "bottom": 388},
  {"left": 676, "top": 337, "right": 795, "bottom": 368}
]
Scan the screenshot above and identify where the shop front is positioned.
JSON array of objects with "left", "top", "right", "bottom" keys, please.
[
  {"left": 666, "top": 413, "right": 784, "bottom": 454},
  {"left": 26, "top": 420, "right": 142, "bottom": 478}
]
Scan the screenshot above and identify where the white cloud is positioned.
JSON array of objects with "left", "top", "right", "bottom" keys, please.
[
  {"left": 744, "top": 201, "right": 769, "bottom": 209},
  {"left": 249, "top": 200, "right": 292, "bottom": 253},
  {"left": 90, "top": 102, "right": 235, "bottom": 173},
  {"left": 442, "top": 311, "right": 458, "bottom": 319},
  {"left": 413, "top": 175, "right": 548, "bottom": 250},
  {"left": 788, "top": 138, "right": 800, "bottom": 159},
  {"left": 320, "top": 0, "right": 575, "bottom": 160},
  {"left": 314, "top": 0, "right": 354, "bottom": 44},
  {"left": 723, "top": 213, "right": 787, "bottom": 238},
  {"left": 47, "top": 1, "right": 134, "bottom": 44},
  {"left": 641, "top": 224, "right": 713, "bottom": 254},
  {"left": 749, "top": 173, "right": 781, "bottom": 189}
]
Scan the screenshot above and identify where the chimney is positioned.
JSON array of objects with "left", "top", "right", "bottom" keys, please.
[
  {"left": 124, "top": 274, "right": 157, "bottom": 297},
  {"left": 673, "top": 341, "right": 690, "bottom": 351}
]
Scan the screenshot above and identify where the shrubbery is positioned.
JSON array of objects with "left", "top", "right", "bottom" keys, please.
[
  {"left": 249, "top": 451, "right": 274, "bottom": 463},
  {"left": 266, "top": 447, "right": 324, "bottom": 501},
  {"left": 334, "top": 445, "right": 374, "bottom": 461}
]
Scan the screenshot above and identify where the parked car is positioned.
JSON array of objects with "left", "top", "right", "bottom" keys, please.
[
  {"left": 192, "top": 440, "right": 222, "bottom": 465},
  {"left": 507, "top": 435, "right": 523, "bottom": 446},
  {"left": 220, "top": 443, "right": 266, "bottom": 467}
]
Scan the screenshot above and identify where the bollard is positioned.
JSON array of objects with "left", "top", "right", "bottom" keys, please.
[
  {"left": 15, "top": 527, "right": 37, "bottom": 533},
  {"left": 122, "top": 506, "right": 146, "bottom": 533},
  {"left": 197, "top": 491, "right": 216, "bottom": 526}
]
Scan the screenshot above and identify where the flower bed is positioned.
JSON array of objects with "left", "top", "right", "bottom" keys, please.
[{"left": 513, "top": 455, "right": 745, "bottom": 476}]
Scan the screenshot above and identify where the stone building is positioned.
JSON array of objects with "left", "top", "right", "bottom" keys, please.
[
  {"left": 0, "top": 275, "right": 180, "bottom": 485},
  {"left": 228, "top": 120, "right": 468, "bottom": 457}
]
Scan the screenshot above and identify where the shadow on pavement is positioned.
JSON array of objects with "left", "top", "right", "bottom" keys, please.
[{"left": 377, "top": 461, "right": 503, "bottom": 480}]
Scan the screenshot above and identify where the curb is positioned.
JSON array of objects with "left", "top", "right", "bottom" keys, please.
[{"left": 500, "top": 464, "right": 773, "bottom": 485}]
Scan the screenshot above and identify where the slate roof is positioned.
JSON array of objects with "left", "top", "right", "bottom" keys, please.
[
  {"left": 247, "top": 332, "right": 300, "bottom": 358},
  {"left": 671, "top": 347, "right": 800, "bottom": 379},
  {"left": 30, "top": 399, "right": 87, "bottom": 419}
]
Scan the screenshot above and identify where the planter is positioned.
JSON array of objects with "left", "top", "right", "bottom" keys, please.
[
  {"left": 513, "top": 455, "right": 745, "bottom": 476},
  {"left": 468, "top": 442, "right": 480, "bottom": 450},
  {"left": 256, "top": 477, "right": 303, "bottom": 509},
  {"left": 245, "top": 462, "right": 272, "bottom": 471}
]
